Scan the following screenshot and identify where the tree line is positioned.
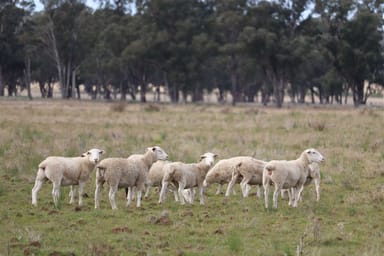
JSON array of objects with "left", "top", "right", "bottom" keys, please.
[{"left": 0, "top": 0, "right": 383, "bottom": 107}]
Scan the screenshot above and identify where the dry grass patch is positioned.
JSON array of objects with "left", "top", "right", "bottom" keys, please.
[{"left": 0, "top": 100, "right": 383, "bottom": 255}]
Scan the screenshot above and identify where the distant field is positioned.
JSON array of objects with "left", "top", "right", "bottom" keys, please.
[{"left": 0, "top": 100, "right": 383, "bottom": 255}]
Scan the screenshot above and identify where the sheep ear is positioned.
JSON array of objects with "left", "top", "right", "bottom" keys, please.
[
  {"left": 214, "top": 154, "right": 218, "bottom": 158},
  {"left": 99, "top": 150, "right": 105, "bottom": 154},
  {"left": 152, "top": 147, "right": 157, "bottom": 151},
  {"left": 306, "top": 149, "right": 312, "bottom": 154},
  {"left": 200, "top": 155, "right": 206, "bottom": 160}
]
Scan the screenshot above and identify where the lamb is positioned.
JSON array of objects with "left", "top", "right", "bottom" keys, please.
[
  {"left": 159, "top": 152, "right": 217, "bottom": 205},
  {"left": 263, "top": 148, "right": 324, "bottom": 209},
  {"left": 31, "top": 148, "right": 105, "bottom": 208},
  {"left": 202, "top": 156, "right": 264, "bottom": 197},
  {"left": 144, "top": 160, "right": 172, "bottom": 199},
  {"left": 225, "top": 158, "right": 267, "bottom": 198},
  {"left": 94, "top": 146, "right": 168, "bottom": 209},
  {"left": 281, "top": 162, "right": 321, "bottom": 202}
]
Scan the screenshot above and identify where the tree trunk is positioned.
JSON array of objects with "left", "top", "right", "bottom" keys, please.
[
  {"left": 272, "top": 77, "right": 284, "bottom": 108},
  {"left": 45, "top": 20, "right": 62, "bottom": 99},
  {"left": 72, "top": 68, "right": 79, "bottom": 99},
  {"left": 0, "top": 65, "right": 4, "bottom": 96},
  {"left": 230, "top": 54, "right": 238, "bottom": 106},
  {"left": 120, "top": 80, "right": 127, "bottom": 101},
  {"left": 24, "top": 56, "right": 32, "bottom": 100},
  {"left": 140, "top": 73, "right": 147, "bottom": 103},
  {"left": 354, "top": 80, "right": 365, "bottom": 105}
]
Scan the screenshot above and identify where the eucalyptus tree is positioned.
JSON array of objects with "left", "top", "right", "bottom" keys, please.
[
  {"left": 313, "top": 0, "right": 384, "bottom": 105},
  {"left": 212, "top": 0, "right": 248, "bottom": 105},
  {"left": 37, "top": 0, "right": 94, "bottom": 99},
  {"left": 244, "top": 1, "right": 293, "bottom": 107},
  {"left": 137, "top": 0, "right": 215, "bottom": 103},
  {"left": 337, "top": 7, "right": 383, "bottom": 105},
  {"left": 0, "top": 0, "right": 34, "bottom": 96}
]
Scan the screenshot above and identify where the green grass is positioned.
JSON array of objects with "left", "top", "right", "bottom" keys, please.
[{"left": 0, "top": 100, "right": 383, "bottom": 255}]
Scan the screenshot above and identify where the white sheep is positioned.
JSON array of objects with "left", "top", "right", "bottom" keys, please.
[
  {"left": 263, "top": 148, "right": 324, "bottom": 209},
  {"left": 144, "top": 160, "right": 172, "bottom": 198},
  {"left": 159, "top": 152, "right": 217, "bottom": 205},
  {"left": 225, "top": 158, "right": 267, "bottom": 198},
  {"left": 281, "top": 162, "right": 321, "bottom": 203},
  {"left": 203, "top": 156, "right": 264, "bottom": 197},
  {"left": 144, "top": 160, "right": 192, "bottom": 202},
  {"left": 31, "top": 148, "right": 105, "bottom": 208},
  {"left": 94, "top": 146, "right": 168, "bottom": 209}
]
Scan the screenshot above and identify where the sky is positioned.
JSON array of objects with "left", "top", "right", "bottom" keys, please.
[{"left": 34, "top": 0, "right": 98, "bottom": 12}]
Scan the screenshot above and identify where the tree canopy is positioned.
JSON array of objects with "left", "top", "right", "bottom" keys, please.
[{"left": 0, "top": 0, "right": 383, "bottom": 106}]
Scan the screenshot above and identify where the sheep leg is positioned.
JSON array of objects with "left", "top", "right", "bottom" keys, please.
[
  {"left": 256, "top": 185, "right": 262, "bottom": 198},
  {"left": 198, "top": 186, "right": 205, "bottom": 205},
  {"left": 182, "top": 188, "right": 194, "bottom": 204},
  {"left": 263, "top": 184, "right": 269, "bottom": 209},
  {"left": 127, "top": 187, "right": 133, "bottom": 207},
  {"left": 314, "top": 178, "right": 320, "bottom": 201},
  {"left": 240, "top": 177, "right": 251, "bottom": 197},
  {"left": 272, "top": 185, "right": 281, "bottom": 209},
  {"left": 215, "top": 184, "right": 222, "bottom": 195},
  {"left": 288, "top": 188, "right": 294, "bottom": 206},
  {"left": 108, "top": 185, "right": 118, "bottom": 210},
  {"left": 144, "top": 184, "right": 151, "bottom": 199},
  {"left": 173, "top": 190, "right": 179, "bottom": 202},
  {"left": 78, "top": 182, "right": 85, "bottom": 206},
  {"left": 159, "top": 181, "right": 169, "bottom": 204},
  {"left": 135, "top": 189, "right": 142, "bottom": 208},
  {"left": 263, "top": 175, "right": 270, "bottom": 209},
  {"left": 69, "top": 186, "right": 76, "bottom": 204},
  {"left": 225, "top": 172, "right": 239, "bottom": 197},
  {"left": 280, "top": 189, "right": 287, "bottom": 199},
  {"left": 178, "top": 183, "right": 186, "bottom": 205},
  {"left": 52, "top": 181, "right": 61, "bottom": 208},
  {"left": 190, "top": 188, "right": 195, "bottom": 203},
  {"left": 94, "top": 180, "right": 104, "bottom": 209},
  {"left": 293, "top": 185, "right": 304, "bottom": 207},
  {"left": 131, "top": 187, "right": 136, "bottom": 201},
  {"left": 31, "top": 179, "right": 44, "bottom": 206},
  {"left": 32, "top": 168, "right": 47, "bottom": 206}
]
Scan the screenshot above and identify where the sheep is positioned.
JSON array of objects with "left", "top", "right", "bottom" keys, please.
[
  {"left": 31, "top": 148, "right": 105, "bottom": 208},
  {"left": 94, "top": 146, "right": 168, "bottom": 209},
  {"left": 263, "top": 148, "right": 324, "bottom": 209},
  {"left": 225, "top": 158, "right": 267, "bottom": 198},
  {"left": 144, "top": 160, "right": 193, "bottom": 202},
  {"left": 281, "top": 162, "right": 321, "bottom": 202},
  {"left": 144, "top": 160, "right": 173, "bottom": 199},
  {"left": 159, "top": 152, "right": 217, "bottom": 205},
  {"left": 203, "top": 156, "right": 264, "bottom": 197}
]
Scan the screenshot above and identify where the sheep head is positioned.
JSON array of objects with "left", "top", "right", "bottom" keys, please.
[
  {"left": 81, "top": 148, "right": 105, "bottom": 164},
  {"left": 304, "top": 148, "right": 324, "bottom": 163},
  {"left": 200, "top": 152, "right": 218, "bottom": 167},
  {"left": 149, "top": 146, "right": 168, "bottom": 161}
]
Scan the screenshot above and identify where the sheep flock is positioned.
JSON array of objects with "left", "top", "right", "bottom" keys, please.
[{"left": 31, "top": 146, "right": 324, "bottom": 210}]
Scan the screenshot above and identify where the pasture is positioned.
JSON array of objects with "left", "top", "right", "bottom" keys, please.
[{"left": 0, "top": 99, "right": 383, "bottom": 256}]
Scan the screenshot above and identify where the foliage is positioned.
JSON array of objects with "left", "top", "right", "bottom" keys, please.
[{"left": 0, "top": 0, "right": 383, "bottom": 106}]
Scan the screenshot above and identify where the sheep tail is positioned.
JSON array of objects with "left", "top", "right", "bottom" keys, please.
[
  {"left": 265, "top": 163, "right": 275, "bottom": 176},
  {"left": 231, "top": 162, "right": 242, "bottom": 179},
  {"left": 38, "top": 161, "right": 47, "bottom": 171},
  {"left": 96, "top": 166, "right": 106, "bottom": 177},
  {"left": 163, "top": 166, "right": 176, "bottom": 181}
]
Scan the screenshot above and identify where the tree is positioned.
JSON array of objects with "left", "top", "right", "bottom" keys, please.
[{"left": 37, "top": 0, "right": 93, "bottom": 99}]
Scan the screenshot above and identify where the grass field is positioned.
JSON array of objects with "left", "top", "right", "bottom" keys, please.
[{"left": 0, "top": 99, "right": 383, "bottom": 256}]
